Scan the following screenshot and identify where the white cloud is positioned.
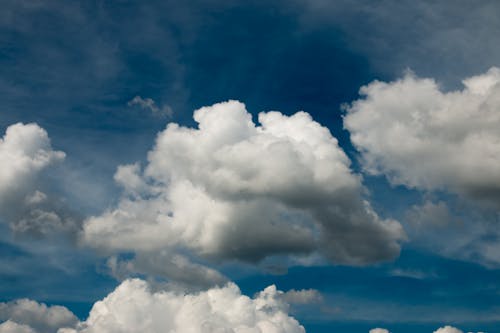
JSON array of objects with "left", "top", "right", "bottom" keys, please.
[
  {"left": 113, "top": 163, "right": 149, "bottom": 196},
  {"left": 433, "top": 326, "right": 463, "bottom": 333},
  {"left": 0, "top": 123, "right": 64, "bottom": 202},
  {"left": 62, "top": 278, "right": 305, "bottom": 333},
  {"left": 344, "top": 67, "right": 500, "bottom": 204},
  {"left": 0, "top": 320, "right": 36, "bottom": 333},
  {"left": 369, "top": 329, "right": 390, "bottom": 333},
  {"left": 0, "top": 299, "right": 77, "bottom": 333},
  {"left": 0, "top": 123, "right": 76, "bottom": 237},
  {"left": 128, "top": 95, "right": 173, "bottom": 118},
  {"left": 82, "top": 100, "right": 404, "bottom": 278}
]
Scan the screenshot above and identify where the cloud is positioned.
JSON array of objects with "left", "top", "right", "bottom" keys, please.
[
  {"left": 61, "top": 278, "right": 305, "bottom": 333},
  {"left": 345, "top": 67, "right": 500, "bottom": 266},
  {"left": 128, "top": 96, "right": 173, "bottom": 118},
  {"left": 280, "top": 289, "right": 323, "bottom": 305},
  {"left": 0, "top": 299, "right": 77, "bottom": 333},
  {"left": 82, "top": 100, "right": 404, "bottom": 281},
  {"left": 299, "top": 1, "right": 500, "bottom": 84},
  {"left": 0, "top": 321, "right": 36, "bottom": 333},
  {"left": 389, "top": 268, "right": 437, "bottom": 280},
  {"left": 344, "top": 67, "right": 500, "bottom": 205},
  {"left": 433, "top": 326, "right": 463, "bottom": 333},
  {"left": 369, "top": 329, "right": 389, "bottom": 333},
  {"left": 0, "top": 123, "right": 65, "bottom": 200},
  {"left": 107, "top": 252, "right": 229, "bottom": 290},
  {"left": 406, "top": 201, "right": 453, "bottom": 229},
  {"left": 0, "top": 123, "right": 78, "bottom": 237}
]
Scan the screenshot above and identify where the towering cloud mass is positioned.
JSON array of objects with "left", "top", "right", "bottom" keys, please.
[
  {"left": 344, "top": 67, "right": 500, "bottom": 204},
  {"left": 0, "top": 123, "right": 76, "bottom": 236},
  {"left": 61, "top": 279, "right": 305, "bottom": 333},
  {"left": 83, "top": 100, "right": 404, "bottom": 279}
]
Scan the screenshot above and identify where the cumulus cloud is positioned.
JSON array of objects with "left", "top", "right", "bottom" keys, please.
[
  {"left": 0, "top": 321, "right": 36, "bottom": 333},
  {"left": 128, "top": 96, "right": 173, "bottom": 118},
  {"left": 0, "top": 123, "right": 64, "bottom": 202},
  {"left": 344, "top": 67, "right": 500, "bottom": 205},
  {"left": 369, "top": 329, "right": 390, "bottom": 333},
  {"left": 82, "top": 100, "right": 404, "bottom": 279},
  {"left": 433, "top": 326, "right": 463, "bottom": 333},
  {"left": 0, "top": 299, "right": 77, "bottom": 333},
  {"left": 0, "top": 123, "right": 77, "bottom": 237},
  {"left": 62, "top": 278, "right": 305, "bottom": 333},
  {"left": 345, "top": 66, "right": 500, "bottom": 263}
]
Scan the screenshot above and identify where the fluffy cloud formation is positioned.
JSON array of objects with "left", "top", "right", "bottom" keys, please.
[
  {"left": 83, "top": 100, "right": 404, "bottom": 274},
  {"left": 0, "top": 321, "right": 36, "bottom": 333},
  {"left": 62, "top": 278, "right": 305, "bottom": 333},
  {"left": 344, "top": 67, "right": 500, "bottom": 203},
  {"left": 369, "top": 329, "right": 389, "bottom": 333},
  {"left": 0, "top": 299, "right": 77, "bottom": 333},
  {"left": 0, "top": 123, "right": 64, "bottom": 202},
  {"left": 0, "top": 123, "right": 77, "bottom": 236},
  {"left": 433, "top": 326, "right": 463, "bottom": 333}
]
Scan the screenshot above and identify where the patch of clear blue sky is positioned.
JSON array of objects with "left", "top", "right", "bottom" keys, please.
[{"left": 1, "top": 1, "right": 500, "bottom": 331}]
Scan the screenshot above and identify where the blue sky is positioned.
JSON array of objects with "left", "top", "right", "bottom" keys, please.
[{"left": 1, "top": 1, "right": 500, "bottom": 333}]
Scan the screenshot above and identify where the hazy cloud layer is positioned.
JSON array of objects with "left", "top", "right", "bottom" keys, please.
[
  {"left": 61, "top": 279, "right": 305, "bottom": 333},
  {"left": 83, "top": 100, "right": 404, "bottom": 278},
  {"left": 107, "top": 252, "right": 228, "bottom": 290},
  {"left": 408, "top": 201, "right": 500, "bottom": 267},
  {"left": 345, "top": 67, "right": 500, "bottom": 204},
  {"left": 280, "top": 289, "right": 323, "bottom": 305},
  {"left": 300, "top": 0, "right": 500, "bottom": 84}
]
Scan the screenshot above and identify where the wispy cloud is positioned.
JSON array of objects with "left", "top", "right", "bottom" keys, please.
[{"left": 128, "top": 96, "right": 173, "bottom": 118}]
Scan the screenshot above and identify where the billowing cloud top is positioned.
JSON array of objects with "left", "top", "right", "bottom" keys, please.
[
  {"left": 0, "top": 123, "right": 75, "bottom": 236},
  {"left": 83, "top": 100, "right": 404, "bottom": 269},
  {"left": 344, "top": 67, "right": 500, "bottom": 203},
  {"left": 0, "top": 299, "right": 77, "bottom": 333},
  {"left": 0, "top": 321, "right": 37, "bottom": 333},
  {"left": 61, "top": 279, "right": 305, "bottom": 333},
  {"left": 433, "top": 326, "right": 463, "bottom": 333},
  {"left": 0, "top": 123, "right": 64, "bottom": 202}
]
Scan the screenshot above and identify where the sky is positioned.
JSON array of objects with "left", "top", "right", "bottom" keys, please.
[{"left": 1, "top": 1, "right": 500, "bottom": 332}]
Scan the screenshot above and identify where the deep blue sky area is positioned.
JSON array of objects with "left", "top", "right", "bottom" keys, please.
[{"left": 1, "top": 1, "right": 500, "bottom": 333}]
